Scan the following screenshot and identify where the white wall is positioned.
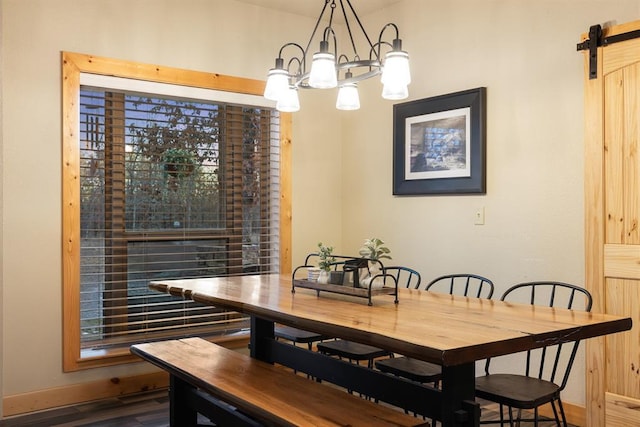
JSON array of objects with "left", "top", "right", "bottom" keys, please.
[{"left": 1, "top": 0, "right": 639, "bottom": 415}]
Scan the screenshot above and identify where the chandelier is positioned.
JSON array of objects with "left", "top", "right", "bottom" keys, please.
[{"left": 263, "top": 0, "right": 411, "bottom": 112}]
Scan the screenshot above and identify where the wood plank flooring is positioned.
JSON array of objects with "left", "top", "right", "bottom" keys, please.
[
  {"left": 0, "top": 391, "right": 181, "bottom": 427},
  {"left": 0, "top": 390, "right": 575, "bottom": 426}
]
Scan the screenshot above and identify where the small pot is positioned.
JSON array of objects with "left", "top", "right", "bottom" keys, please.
[
  {"left": 317, "top": 270, "right": 330, "bottom": 284},
  {"left": 329, "top": 271, "right": 344, "bottom": 285}
]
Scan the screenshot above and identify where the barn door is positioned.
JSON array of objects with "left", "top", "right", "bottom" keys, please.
[{"left": 582, "top": 20, "right": 640, "bottom": 427}]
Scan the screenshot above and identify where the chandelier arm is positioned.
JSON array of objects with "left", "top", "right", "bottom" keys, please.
[
  {"left": 322, "top": 26, "right": 338, "bottom": 59},
  {"left": 277, "top": 42, "right": 306, "bottom": 74},
  {"left": 337, "top": 54, "right": 350, "bottom": 65},
  {"left": 305, "top": 0, "right": 332, "bottom": 55},
  {"left": 344, "top": 0, "right": 376, "bottom": 55},
  {"left": 339, "top": 68, "right": 380, "bottom": 85},
  {"left": 377, "top": 23, "right": 401, "bottom": 57},
  {"left": 277, "top": 42, "right": 305, "bottom": 59},
  {"left": 339, "top": 0, "right": 358, "bottom": 58},
  {"left": 328, "top": 0, "right": 336, "bottom": 30},
  {"left": 287, "top": 57, "right": 304, "bottom": 77},
  {"left": 370, "top": 40, "right": 392, "bottom": 63},
  {"left": 379, "top": 22, "right": 400, "bottom": 41}
]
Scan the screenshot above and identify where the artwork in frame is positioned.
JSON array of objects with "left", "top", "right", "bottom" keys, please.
[{"left": 392, "top": 87, "right": 486, "bottom": 195}]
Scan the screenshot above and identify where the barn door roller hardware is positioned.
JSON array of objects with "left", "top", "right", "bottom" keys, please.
[{"left": 577, "top": 24, "right": 640, "bottom": 79}]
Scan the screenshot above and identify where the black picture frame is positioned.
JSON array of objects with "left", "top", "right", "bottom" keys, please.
[{"left": 393, "top": 87, "right": 486, "bottom": 195}]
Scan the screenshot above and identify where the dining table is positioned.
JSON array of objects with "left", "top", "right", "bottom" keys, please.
[{"left": 149, "top": 273, "right": 632, "bottom": 427}]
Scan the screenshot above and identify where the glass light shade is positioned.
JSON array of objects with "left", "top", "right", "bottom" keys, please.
[
  {"left": 264, "top": 68, "right": 289, "bottom": 101},
  {"left": 381, "top": 51, "right": 411, "bottom": 86},
  {"left": 308, "top": 52, "right": 337, "bottom": 89},
  {"left": 336, "top": 83, "right": 360, "bottom": 110},
  {"left": 276, "top": 86, "right": 300, "bottom": 112},
  {"left": 382, "top": 82, "right": 408, "bottom": 100}
]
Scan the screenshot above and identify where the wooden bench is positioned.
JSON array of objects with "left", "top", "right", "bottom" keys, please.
[{"left": 130, "top": 337, "right": 427, "bottom": 427}]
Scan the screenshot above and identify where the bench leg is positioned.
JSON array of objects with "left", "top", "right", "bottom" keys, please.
[
  {"left": 170, "top": 375, "right": 198, "bottom": 427},
  {"left": 169, "top": 374, "right": 263, "bottom": 427}
]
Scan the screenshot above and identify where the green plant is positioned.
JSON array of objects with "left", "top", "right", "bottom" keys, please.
[
  {"left": 317, "top": 242, "right": 336, "bottom": 272},
  {"left": 359, "top": 238, "right": 392, "bottom": 261},
  {"left": 163, "top": 148, "right": 196, "bottom": 178}
]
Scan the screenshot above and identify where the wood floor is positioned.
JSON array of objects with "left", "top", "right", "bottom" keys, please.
[
  {"left": 0, "top": 391, "right": 180, "bottom": 427},
  {"left": 0, "top": 390, "right": 575, "bottom": 426}
]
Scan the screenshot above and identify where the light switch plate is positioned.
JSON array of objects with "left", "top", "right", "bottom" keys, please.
[{"left": 474, "top": 207, "right": 485, "bottom": 225}]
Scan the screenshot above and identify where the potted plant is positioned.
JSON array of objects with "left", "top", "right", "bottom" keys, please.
[
  {"left": 359, "top": 237, "right": 392, "bottom": 261},
  {"left": 358, "top": 238, "right": 392, "bottom": 289},
  {"left": 316, "top": 242, "right": 335, "bottom": 284}
]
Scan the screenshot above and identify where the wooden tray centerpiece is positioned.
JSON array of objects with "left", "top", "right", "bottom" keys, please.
[{"left": 291, "top": 253, "right": 398, "bottom": 306}]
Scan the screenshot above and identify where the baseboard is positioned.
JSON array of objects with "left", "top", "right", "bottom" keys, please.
[{"left": 3, "top": 371, "right": 169, "bottom": 417}]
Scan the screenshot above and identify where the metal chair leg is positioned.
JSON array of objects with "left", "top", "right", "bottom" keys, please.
[{"left": 557, "top": 398, "right": 568, "bottom": 427}]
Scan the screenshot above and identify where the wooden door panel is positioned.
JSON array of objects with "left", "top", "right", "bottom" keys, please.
[
  {"left": 604, "top": 69, "right": 626, "bottom": 244},
  {"left": 605, "top": 279, "right": 640, "bottom": 398},
  {"left": 605, "top": 64, "right": 640, "bottom": 245},
  {"left": 605, "top": 392, "right": 640, "bottom": 426},
  {"left": 622, "top": 65, "right": 640, "bottom": 245}
]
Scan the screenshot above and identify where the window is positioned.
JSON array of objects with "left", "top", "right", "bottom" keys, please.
[{"left": 62, "top": 52, "right": 292, "bottom": 371}]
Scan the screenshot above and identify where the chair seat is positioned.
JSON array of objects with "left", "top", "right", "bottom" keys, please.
[
  {"left": 475, "top": 374, "right": 561, "bottom": 409},
  {"left": 317, "top": 340, "right": 391, "bottom": 361},
  {"left": 375, "top": 356, "right": 442, "bottom": 383},
  {"left": 274, "top": 325, "right": 327, "bottom": 344}
]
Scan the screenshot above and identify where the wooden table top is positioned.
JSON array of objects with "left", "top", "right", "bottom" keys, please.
[{"left": 149, "top": 274, "right": 632, "bottom": 367}]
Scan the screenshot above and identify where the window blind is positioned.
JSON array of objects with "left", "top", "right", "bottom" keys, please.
[{"left": 78, "top": 86, "right": 280, "bottom": 351}]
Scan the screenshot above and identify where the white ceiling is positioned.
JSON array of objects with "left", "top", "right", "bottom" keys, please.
[{"left": 235, "top": 0, "right": 402, "bottom": 20}]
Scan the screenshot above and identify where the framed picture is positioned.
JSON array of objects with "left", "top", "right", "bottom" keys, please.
[{"left": 393, "top": 87, "right": 486, "bottom": 195}]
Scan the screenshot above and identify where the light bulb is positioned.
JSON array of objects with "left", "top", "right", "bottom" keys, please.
[
  {"left": 264, "top": 68, "right": 289, "bottom": 101},
  {"left": 276, "top": 86, "right": 300, "bottom": 112},
  {"left": 336, "top": 83, "right": 360, "bottom": 110},
  {"left": 382, "top": 82, "right": 408, "bottom": 100},
  {"left": 381, "top": 50, "right": 411, "bottom": 86},
  {"left": 308, "top": 41, "right": 337, "bottom": 89}
]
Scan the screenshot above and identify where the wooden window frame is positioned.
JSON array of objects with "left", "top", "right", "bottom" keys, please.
[{"left": 62, "top": 52, "right": 292, "bottom": 371}]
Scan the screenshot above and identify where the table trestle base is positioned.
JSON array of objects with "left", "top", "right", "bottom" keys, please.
[{"left": 252, "top": 316, "right": 480, "bottom": 426}]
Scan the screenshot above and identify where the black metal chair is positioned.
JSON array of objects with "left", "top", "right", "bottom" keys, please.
[
  {"left": 317, "top": 266, "right": 421, "bottom": 368},
  {"left": 376, "top": 273, "right": 494, "bottom": 386},
  {"left": 475, "top": 281, "right": 593, "bottom": 426},
  {"left": 274, "top": 325, "right": 328, "bottom": 350}
]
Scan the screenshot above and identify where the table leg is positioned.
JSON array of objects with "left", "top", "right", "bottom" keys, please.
[
  {"left": 169, "top": 376, "right": 198, "bottom": 427},
  {"left": 250, "top": 316, "right": 275, "bottom": 362},
  {"left": 440, "top": 363, "right": 480, "bottom": 427}
]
